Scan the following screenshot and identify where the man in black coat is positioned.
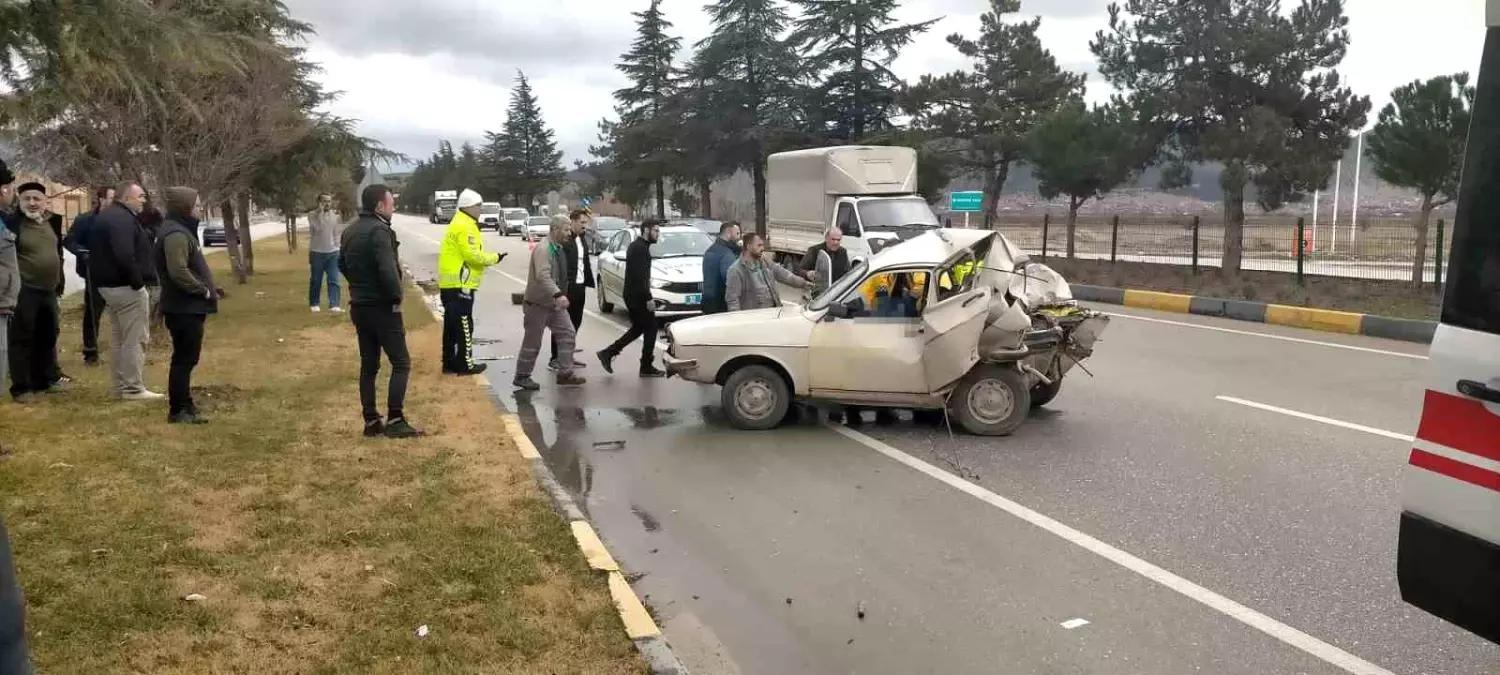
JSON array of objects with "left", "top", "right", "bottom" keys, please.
[
  {"left": 549, "top": 209, "right": 594, "bottom": 371},
  {"left": 61, "top": 185, "right": 115, "bottom": 365},
  {"left": 597, "top": 220, "right": 664, "bottom": 377},
  {"left": 3, "top": 183, "right": 65, "bottom": 401},
  {"left": 88, "top": 181, "right": 164, "bottom": 401}
]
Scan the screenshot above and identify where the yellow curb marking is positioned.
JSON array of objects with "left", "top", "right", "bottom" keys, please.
[
  {"left": 502, "top": 415, "right": 542, "bottom": 459},
  {"left": 571, "top": 521, "right": 620, "bottom": 572},
  {"left": 1122, "top": 289, "right": 1193, "bottom": 314},
  {"left": 1264, "top": 304, "right": 1363, "bottom": 335},
  {"left": 609, "top": 570, "right": 662, "bottom": 640}
]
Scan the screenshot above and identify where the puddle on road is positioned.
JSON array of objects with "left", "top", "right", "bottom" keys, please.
[{"left": 631, "top": 505, "right": 662, "bottom": 532}]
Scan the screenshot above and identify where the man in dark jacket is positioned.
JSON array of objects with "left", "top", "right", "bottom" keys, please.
[
  {"left": 339, "top": 184, "right": 421, "bottom": 439},
  {"left": 700, "top": 220, "right": 741, "bottom": 314},
  {"left": 89, "top": 181, "right": 163, "bottom": 401},
  {"left": 155, "top": 187, "right": 219, "bottom": 424},
  {"left": 800, "top": 227, "right": 851, "bottom": 289},
  {"left": 549, "top": 209, "right": 594, "bottom": 371},
  {"left": 0, "top": 517, "right": 32, "bottom": 675},
  {"left": 62, "top": 185, "right": 115, "bottom": 365},
  {"left": 597, "top": 220, "right": 664, "bottom": 377},
  {"left": 4, "top": 183, "right": 65, "bottom": 401}
]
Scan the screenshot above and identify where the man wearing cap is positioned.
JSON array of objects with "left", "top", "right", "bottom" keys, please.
[
  {"left": 2, "top": 183, "right": 65, "bottom": 401},
  {"left": 437, "top": 188, "right": 504, "bottom": 376}
]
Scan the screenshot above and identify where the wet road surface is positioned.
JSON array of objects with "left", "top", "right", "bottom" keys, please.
[{"left": 392, "top": 215, "right": 1498, "bottom": 675}]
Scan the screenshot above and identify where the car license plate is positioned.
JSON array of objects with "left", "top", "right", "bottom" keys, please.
[{"left": 686, "top": 294, "right": 701, "bottom": 305}]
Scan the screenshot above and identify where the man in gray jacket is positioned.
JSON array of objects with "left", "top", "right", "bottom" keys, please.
[
  {"left": 726, "top": 232, "right": 809, "bottom": 311},
  {"left": 307, "top": 193, "right": 343, "bottom": 313},
  {"left": 0, "top": 215, "right": 18, "bottom": 400},
  {"left": 513, "top": 216, "right": 586, "bottom": 391}
]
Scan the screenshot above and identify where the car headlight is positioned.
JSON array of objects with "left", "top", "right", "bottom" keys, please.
[{"left": 650, "top": 279, "right": 670, "bottom": 289}]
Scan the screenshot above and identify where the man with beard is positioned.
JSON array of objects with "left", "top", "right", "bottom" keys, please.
[
  {"left": 700, "top": 220, "right": 741, "bottom": 314},
  {"left": 725, "top": 231, "right": 808, "bottom": 312},
  {"left": 597, "top": 219, "right": 665, "bottom": 378},
  {"left": 3, "top": 183, "right": 65, "bottom": 401},
  {"left": 62, "top": 185, "right": 115, "bottom": 365}
]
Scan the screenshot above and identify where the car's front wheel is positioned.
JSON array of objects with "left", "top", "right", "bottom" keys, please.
[
  {"left": 721, "top": 365, "right": 790, "bottom": 431},
  {"left": 948, "top": 364, "right": 1031, "bottom": 436},
  {"left": 597, "top": 274, "right": 614, "bottom": 314}
]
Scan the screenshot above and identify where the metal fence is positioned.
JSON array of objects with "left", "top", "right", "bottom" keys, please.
[{"left": 992, "top": 212, "right": 1452, "bottom": 285}]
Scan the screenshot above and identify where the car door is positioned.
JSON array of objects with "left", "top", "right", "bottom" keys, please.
[
  {"left": 600, "top": 231, "right": 630, "bottom": 303},
  {"left": 1397, "top": 15, "right": 1500, "bottom": 644},
  {"left": 807, "top": 268, "right": 929, "bottom": 395},
  {"left": 919, "top": 253, "right": 992, "bottom": 392}
]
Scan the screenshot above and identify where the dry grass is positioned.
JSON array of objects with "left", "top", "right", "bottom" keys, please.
[{"left": 0, "top": 238, "right": 645, "bottom": 674}]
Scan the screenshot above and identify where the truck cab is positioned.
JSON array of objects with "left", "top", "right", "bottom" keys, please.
[
  {"left": 1396, "top": 0, "right": 1500, "bottom": 645},
  {"left": 766, "top": 146, "right": 942, "bottom": 267},
  {"left": 430, "top": 189, "right": 458, "bottom": 224}
]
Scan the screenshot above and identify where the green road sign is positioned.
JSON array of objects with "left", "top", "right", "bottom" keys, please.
[{"left": 948, "top": 191, "right": 984, "bottom": 212}]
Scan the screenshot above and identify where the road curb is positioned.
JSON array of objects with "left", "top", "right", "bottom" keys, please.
[
  {"left": 1073, "top": 284, "right": 1438, "bottom": 344},
  {"left": 415, "top": 286, "right": 688, "bottom": 675}
]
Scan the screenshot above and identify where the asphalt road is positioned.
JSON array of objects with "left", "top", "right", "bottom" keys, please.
[{"left": 392, "top": 214, "right": 1497, "bottom": 675}]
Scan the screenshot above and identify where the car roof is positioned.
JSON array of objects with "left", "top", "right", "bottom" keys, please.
[
  {"left": 863, "top": 229, "right": 996, "bottom": 272},
  {"left": 624, "top": 224, "right": 706, "bottom": 235}
]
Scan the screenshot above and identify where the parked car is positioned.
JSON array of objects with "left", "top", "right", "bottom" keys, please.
[
  {"left": 587, "top": 216, "right": 628, "bottom": 252},
  {"left": 672, "top": 218, "right": 723, "bottom": 235},
  {"left": 524, "top": 216, "right": 552, "bottom": 240},
  {"left": 1396, "top": 7, "right": 1500, "bottom": 646},
  {"left": 478, "top": 202, "right": 503, "bottom": 230},
  {"left": 200, "top": 218, "right": 226, "bottom": 247},
  {"left": 501, "top": 208, "right": 529, "bottom": 235},
  {"left": 659, "top": 229, "right": 1109, "bottom": 435},
  {"left": 595, "top": 224, "right": 714, "bottom": 318}
]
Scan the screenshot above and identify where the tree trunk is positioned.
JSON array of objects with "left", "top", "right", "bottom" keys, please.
[
  {"left": 221, "top": 197, "right": 249, "bottom": 284},
  {"left": 752, "top": 150, "right": 768, "bottom": 236},
  {"left": 1066, "top": 197, "right": 1081, "bottom": 259},
  {"left": 698, "top": 180, "right": 712, "bottom": 219},
  {"left": 981, "top": 159, "right": 1010, "bottom": 230},
  {"left": 285, "top": 214, "right": 298, "bottom": 253},
  {"left": 1411, "top": 195, "right": 1434, "bottom": 285},
  {"left": 1220, "top": 162, "right": 1248, "bottom": 275},
  {"left": 655, "top": 178, "right": 667, "bottom": 219},
  {"left": 237, "top": 193, "right": 255, "bottom": 275}
]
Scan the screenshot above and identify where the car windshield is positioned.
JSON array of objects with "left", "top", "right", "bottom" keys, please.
[
  {"left": 651, "top": 229, "right": 713, "bottom": 258},
  {"left": 527, "top": 217, "right": 550, "bottom": 227},
  {"left": 807, "top": 260, "right": 870, "bottom": 311},
  {"left": 858, "top": 198, "right": 940, "bottom": 231},
  {"left": 481, "top": 204, "right": 500, "bottom": 214},
  {"left": 504, "top": 209, "right": 528, "bottom": 220},
  {"left": 436, "top": 199, "right": 456, "bottom": 208},
  {"left": 595, "top": 217, "right": 626, "bottom": 232}
]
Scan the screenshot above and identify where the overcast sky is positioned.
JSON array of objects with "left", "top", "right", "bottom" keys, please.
[{"left": 285, "top": 0, "right": 1486, "bottom": 172}]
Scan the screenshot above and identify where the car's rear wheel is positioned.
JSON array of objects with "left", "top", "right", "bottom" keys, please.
[
  {"left": 721, "top": 365, "right": 790, "bottom": 431},
  {"left": 597, "top": 274, "right": 614, "bottom": 314},
  {"left": 949, "top": 364, "right": 1030, "bottom": 436}
]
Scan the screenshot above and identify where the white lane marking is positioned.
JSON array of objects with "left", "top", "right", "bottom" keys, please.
[
  {"left": 1060, "top": 618, "right": 1090, "bottom": 630},
  {"left": 829, "top": 424, "right": 1396, "bottom": 675},
  {"left": 1214, "top": 396, "right": 1414, "bottom": 442},
  {"left": 1103, "top": 311, "right": 1429, "bottom": 361}
]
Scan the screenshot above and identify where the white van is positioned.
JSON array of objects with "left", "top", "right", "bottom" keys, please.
[{"left": 1396, "top": 1, "right": 1500, "bottom": 645}]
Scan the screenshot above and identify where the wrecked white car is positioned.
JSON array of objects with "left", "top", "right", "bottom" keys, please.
[{"left": 661, "top": 229, "right": 1109, "bottom": 436}]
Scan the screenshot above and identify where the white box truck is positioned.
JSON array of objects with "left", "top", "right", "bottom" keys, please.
[
  {"left": 765, "top": 145, "right": 942, "bottom": 266},
  {"left": 429, "top": 189, "right": 459, "bottom": 224}
]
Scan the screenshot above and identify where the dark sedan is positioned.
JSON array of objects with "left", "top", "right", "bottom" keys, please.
[{"left": 200, "top": 219, "right": 226, "bottom": 247}]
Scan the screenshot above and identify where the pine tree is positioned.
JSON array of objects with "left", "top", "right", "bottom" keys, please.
[
  {"left": 792, "top": 0, "right": 938, "bottom": 142},
  {"left": 610, "top": 0, "right": 681, "bottom": 218},
  {"left": 488, "top": 71, "right": 565, "bottom": 209}
]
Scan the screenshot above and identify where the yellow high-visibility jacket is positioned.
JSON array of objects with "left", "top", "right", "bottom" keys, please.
[{"left": 438, "top": 211, "right": 502, "bottom": 290}]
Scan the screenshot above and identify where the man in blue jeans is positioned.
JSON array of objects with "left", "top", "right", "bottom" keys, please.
[{"left": 307, "top": 193, "right": 342, "bottom": 313}]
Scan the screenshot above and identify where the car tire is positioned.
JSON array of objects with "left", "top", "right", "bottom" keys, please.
[
  {"left": 597, "top": 274, "right": 614, "bottom": 314},
  {"left": 948, "top": 364, "right": 1031, "bottom": 436},
  {"left": 1030, "top": 378, "right": 1063, "bottom": 408},
  {"left": 721, "top": 365, "right": 791, "bottom": 431}
]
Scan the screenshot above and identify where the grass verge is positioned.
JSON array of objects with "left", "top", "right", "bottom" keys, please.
[{"left": 0, "top": 238, "right": 645, "bottom": 674}]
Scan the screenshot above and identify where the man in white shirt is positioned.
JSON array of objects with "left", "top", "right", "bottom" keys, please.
[
  {"left": 307, "top": 193, "right": 343, "bottom": 313},
  {"left": 550, "top": 209, "right": 593, "bottom": 371}
]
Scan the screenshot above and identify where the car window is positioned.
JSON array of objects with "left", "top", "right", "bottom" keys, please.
[
  {"left": 609, "top": 231, "right": 629, "bottom": 253},
  {"left": 836, "top": 202, "right": 859, "bottom": 237},
  {"left": 808, "top": 260, "right": 869, "bottom": 311},
  {"left": 652, "top": 229, "right": 713, "bottom": 258},
  {"left": 1443, "top": 107, "right": 1500, "bottom": 334},
  {"left": 848, "top": 270, "right": 930, "bottom": 319}
]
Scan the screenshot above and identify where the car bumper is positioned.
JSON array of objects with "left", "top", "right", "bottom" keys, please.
[
  {"left": 1398, "top": 510, "right": 1500, "bottom": 643},
  {"left": 662, "top": 354, "right": 699, "bottom": 378},
  {"left": 650, "top": 290, "right": 703, "bottom": 317}
]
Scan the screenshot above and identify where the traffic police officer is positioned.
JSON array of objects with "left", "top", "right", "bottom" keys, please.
[{"left": 438, "top": 188, "right": 505, "bottom": 375}]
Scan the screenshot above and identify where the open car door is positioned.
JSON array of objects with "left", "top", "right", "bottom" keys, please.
[
  {"left": 1397, "top": 2, "right": 1500, "bottom": 645},
  {"left": 920, "top": 249, "right": 993, "bottom": 392}
]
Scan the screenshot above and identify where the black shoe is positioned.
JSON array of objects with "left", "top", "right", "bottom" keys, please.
[
  {"left": 556, "top": 372, "right": 587, "bottom": 387},
  {"left": 168, "top": 410, "right": 208, "bottom": 425},
  {"left": 453, "top": 363, "right": 488, "bottom": 376},
  {"left": 384, "top": 418, "right": 425, "bottom": 439},
  {"left": 442, "top": 364, "right": 459, "bottom": 374},
  {"left": 83, "top": 356, "right": 100, "bottom": 367},
  {"left": 513, "top": 377, "right": 541, "bottom": 391},
  {"left": 363, "top": 419, "right": 386, "bottom": 437},
  {"left": 639, "top": 365, "right": 666, "bottom": 378},
  {"left": 597, "top": 350, "right": 615, "bottom": 374}
]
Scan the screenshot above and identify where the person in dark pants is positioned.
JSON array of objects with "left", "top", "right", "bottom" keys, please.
[
  {"left": 597, "top": 219, "right": 665, "bottom": 377},
  {"left": 436, "top": 189, "right": 502, "bottom": 375},
  {"left": 3, "top": 183, "right": 64, "bottom": 402},
  {"left": 0, "top": 517, "right": 32, "bottom": 675},
  {"left": 700, "top": 220, "right": 741, "bottom": 315},
  {"left": 550, "top": 209, "right": 594, "bottom": 371},
  {"left": 62, "top": 186, "right": 114, "bottom": 365},
  {"left": 155, "top": 187, "right": 219, "bottom": 424},
  {"left": 339, "top": 184, "right": 422, "bottom": 439}
]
